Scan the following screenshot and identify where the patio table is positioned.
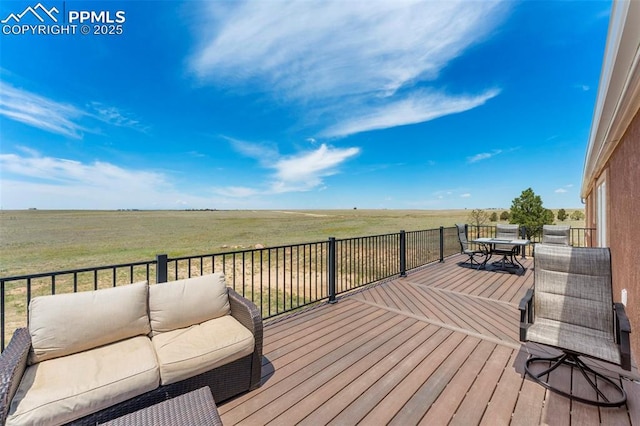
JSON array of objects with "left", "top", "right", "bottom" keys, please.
[
  {"left": 100, "top": 387, "right": 222, "bottom": 426},
  {"left": 472, "top": 237, "right": 530, "bottom": 271}
]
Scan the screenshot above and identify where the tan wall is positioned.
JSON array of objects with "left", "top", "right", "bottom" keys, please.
[{"left": 590, "top": 107, "right": 640, "bottom": 364}]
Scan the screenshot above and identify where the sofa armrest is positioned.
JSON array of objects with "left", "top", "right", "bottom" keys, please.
[
  {"left": 228, "top": 288, "right": 263, "bottom": 389},
  {"left": 518, "top": 289, "right": 534, "bottom": 342},
  {"left": 614, "top": 302, "right": 631, "bottom": 371},
  {"left": 0, "top": 328, "right": 32, "bottom": 423}
]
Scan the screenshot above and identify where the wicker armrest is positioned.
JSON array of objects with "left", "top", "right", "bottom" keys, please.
[
  {"left": 0, "top": 328, "right": 32, "bottom": 423},
  {"left": 614, "top": 302, "right": 631, "bottom": 370},
  {"left": 518, "top": 289, "right": 534, "bottom": 342},
  {"left": 228, "top": 288, "right": 263, "bottom": 389}
]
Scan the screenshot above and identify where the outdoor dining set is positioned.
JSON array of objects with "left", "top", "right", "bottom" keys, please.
[{"left": 456, "top": 223, "right": 572, "bottom": 272}]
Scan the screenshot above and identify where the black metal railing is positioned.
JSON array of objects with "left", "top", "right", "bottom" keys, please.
[
  {"left": 467, "top": 225, "right": 594, "bottom": 255},
  {"left": 0, "top": 225, "right": 595, "bottom": 351}
]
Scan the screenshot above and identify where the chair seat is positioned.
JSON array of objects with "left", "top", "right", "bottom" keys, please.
[{"left": 527, "top": 318, "right": 620, "bottom": 365}]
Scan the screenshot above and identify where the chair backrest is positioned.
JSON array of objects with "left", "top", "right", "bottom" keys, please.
[
  {"left": 534, "top": 244, "right": 614, "bottom": 337},
  {"left": 496, "top": 224, "right": 519, "bottom": 240},
  {"left": 456, "top": 223, "right": 469, "bottom": 251},
  {"left": 542, "top": 225, "right": 571, "bottom": 245}
]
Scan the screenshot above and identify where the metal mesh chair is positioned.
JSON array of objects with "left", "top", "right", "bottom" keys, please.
[
  {"left": 492, "top": 224, "right": 520, "bottom": 268},
  {"left": 455, "top": 224, "right": 486, "bottom": 267},
  {"left": 519, "top": 244, "right": 631, "bottom": 407},
  {"left": 541, "top": 224, "right": 571, "bottom": 245}
]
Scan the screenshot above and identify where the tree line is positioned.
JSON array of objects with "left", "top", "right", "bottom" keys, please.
[{"left": 468, "top": 188, "right": 585, "bottom": 239}]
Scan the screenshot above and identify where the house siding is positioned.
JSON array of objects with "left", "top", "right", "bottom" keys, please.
[{"left": 589, "top": 107, "right": 640, "bottom": 363}]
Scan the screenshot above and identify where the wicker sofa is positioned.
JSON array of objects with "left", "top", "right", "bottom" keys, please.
[{"left": 0, "top": 273, "right": 263, "bottom": 426}]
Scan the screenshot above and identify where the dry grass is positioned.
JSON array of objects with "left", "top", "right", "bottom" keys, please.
[{"left": 0, "top": 209, "right": 586, "bottom": 277}]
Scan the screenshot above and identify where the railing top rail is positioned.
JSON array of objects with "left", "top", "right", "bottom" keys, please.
[
  {"left": 168, "top": 239, "right": 330, "bottom": 263},
  {"left": 0, "top": 259, "right": 156, "bottom": 282},
  {"left": 335, "top": 232, "right": 402, "bottom": 242}
]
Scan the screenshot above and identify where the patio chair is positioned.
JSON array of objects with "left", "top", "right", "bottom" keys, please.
[
  {"left": 541, "top": 224, "right": 571, "bottom": 245},
  {"left": 455, "top": 224, "right": 486, "bottom": 267},
  {"left": 492, "top": 224, "right": 520, "bottom": 268},
  {"left": 519, "top": 244, "right": 631, "bottom": 407}
]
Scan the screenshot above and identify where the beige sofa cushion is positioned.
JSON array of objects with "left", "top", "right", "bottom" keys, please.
[
  {"left": 152, "top": 315, "right": 255, "bottom": 385},
  {"left": 28, "top": 281, "right": 150, "bottom": 364},
  {"left": 7, "top": 336, "right": 159, "bottom": 426},
  {"left": 149, "top": 273, "right": 230, "bottom": 335}
]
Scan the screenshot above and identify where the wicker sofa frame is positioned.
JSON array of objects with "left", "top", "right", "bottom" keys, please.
[{"left": 0, "top": 288, "right": 263, "bottom": 425}]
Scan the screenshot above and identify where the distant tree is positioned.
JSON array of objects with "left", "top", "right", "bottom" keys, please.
[
  {"left": 557, "top": 208, "right": 567, "bottom": 221},
  {"left": 509, "top": 188, "right": 554, "bottom": 239},
  {"left": 500, "top": 211, "right": 510, "bottom": 221},
  {"left": 468, "top": 209, "right": 490, "bottom": 237},
  {"left": 570, "top": 210, "right": 585, "bottom": 220},
  {"left": 489, "top": 212, "right": 498, "bottom": 222}
]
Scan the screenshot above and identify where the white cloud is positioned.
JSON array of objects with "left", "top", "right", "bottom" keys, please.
[
  {"left": 0, "top": 80, "right": 147, "bottom": 138},
  {"left": 190, "top": 0, "right": 508, "bottom": 137},
  {"left": 467, "top": 149, "right": 503, "bottom": 163},
  {"left": 0, "top": 151, "right": 213, "bottom": 209},
  {"left": 554, "top": 188, "right": 568, "bottom": 193},
  {"left": 460, "top": 193, "right": 472, "bottom": 198},
  {"left": 0, "top": 81, "right": 86, "bottom": 138},
  {"left": 271, "top": 144, "right": 360, "bottom": 192},
  {"left": 87, "top": 102, "right": 147, "bottom": 132},
  {"left": 216, "top": 141, "right": 360, "bottom": 196},
  {"left": 323, "top": 89, "right": 500, "bottom": 137}
]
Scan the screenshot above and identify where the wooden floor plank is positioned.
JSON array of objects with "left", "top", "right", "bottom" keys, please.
[
  {"left": 449, "top": 344, "right": 514, "bottom": 425},
  {"left": 480, "top": 349, "right": 525, "bottom": 426},
  {"left": 510, "top": 377, "right": 546, "bottom": 426},
  {"left": 289, "top": 322, "right": 436, "bottom": 426},
  {"left": 417, "top": 340, "right": 495, "bottom": 425},
  {"left": 330, "top": 330, "right": 466, "bottom": 425}
]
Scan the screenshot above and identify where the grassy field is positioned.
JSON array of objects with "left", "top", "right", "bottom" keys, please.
[{"left": 0, "top": 209, "right": 586, "bottom": 277}]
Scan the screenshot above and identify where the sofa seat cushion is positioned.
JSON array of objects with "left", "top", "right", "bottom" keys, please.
[
  {"left": 153, "top": 315, "right": 255, "bottom": 385},
  {"left": 7, "top": 336, "right": 159, "bottom": 426}
]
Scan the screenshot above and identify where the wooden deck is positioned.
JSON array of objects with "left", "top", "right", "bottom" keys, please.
[{"left": 219, "top": 254, "right": 640, "bottom": 425}]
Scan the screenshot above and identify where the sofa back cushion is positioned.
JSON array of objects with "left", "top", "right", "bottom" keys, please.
[
  {"left": 28, "top": 281, "right": 150, "bottom": 364},
  {"left": 149, "top": 273, "right": 230, "bottom": 335}
]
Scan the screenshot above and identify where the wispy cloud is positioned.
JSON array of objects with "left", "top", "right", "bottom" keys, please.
[
  {"left": 0, "top": 80, "right": 147, "bottom": 138},
  {"left": 215, "top": 140, "right": 360, "bottom": 196},
  {"left": 190, "top": 0, "right": 509, "bottom": 137},
  {"left": 87, "top": 102, "right": 148, "bottom": 132},
  {"left": 460, "top": 193, "right": 471, "bottom": 198},
  {"left": 0, "top": 151, "right": 173, "bottom": 208},
  {"left": 0, "top": 81, "right": 86, "bottom": 138},
  {"left": 323, "top": 89, "right": 500, "bottom": 138},
  {"left": 467, "top": 149, "right": 503, "bottom": 163},
  {"left": 555, "top": 184, "right": 574, "bottom": 194}
]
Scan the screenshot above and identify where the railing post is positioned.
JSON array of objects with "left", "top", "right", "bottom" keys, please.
[
  {"left": 328, "top": 238, "right": 337, "bottom": 304},
  {"left": 399, "top": 230, "right": 406, "bottom": 277},
  {"left": 520, "top": 227, "right": 527, "bottom": 258},
  {"left": 439, "top": 226, "right": 444, "bottom": 263},
  {"left": 156, "top": 254, "right": 168, "bottom": 283}
]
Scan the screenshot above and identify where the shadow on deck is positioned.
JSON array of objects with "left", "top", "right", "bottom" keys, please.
[{"left": 219, "top": 254, "right": 640, "bottom": 425}]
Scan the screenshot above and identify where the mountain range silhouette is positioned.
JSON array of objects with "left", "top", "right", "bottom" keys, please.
[{"left": 1, "top": 3, "right": 59, "bottom": 24}]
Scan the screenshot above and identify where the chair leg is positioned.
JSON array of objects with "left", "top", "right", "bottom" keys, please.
[{"left": 525, "top": 352, "right": 627, "bottom": 407}]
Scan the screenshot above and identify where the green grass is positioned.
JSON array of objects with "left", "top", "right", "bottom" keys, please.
[{"left": 0, "top": 209, "right": 586, "bottom": 277}]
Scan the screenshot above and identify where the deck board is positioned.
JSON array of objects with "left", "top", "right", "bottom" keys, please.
[{"left": 219, "top": 254, "right": 640, "bottom": 425}]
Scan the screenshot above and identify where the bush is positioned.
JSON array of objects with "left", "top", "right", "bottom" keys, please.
[
  {"left": 570, "top": 210, "right": 585, "bottom": 220},
  {"left": 557, "top": 208, "right": 567, "bottom": 221},
  {"left": 499, "top": 211, "right": 510, "bottom": 221},
  {"left": 489, "top": 212, "right": 498, "bottom": 222}
]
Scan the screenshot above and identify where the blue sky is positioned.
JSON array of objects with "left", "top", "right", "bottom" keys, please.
[{"left": 0, "top": 0, "right": 611, "bottom": 210}]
